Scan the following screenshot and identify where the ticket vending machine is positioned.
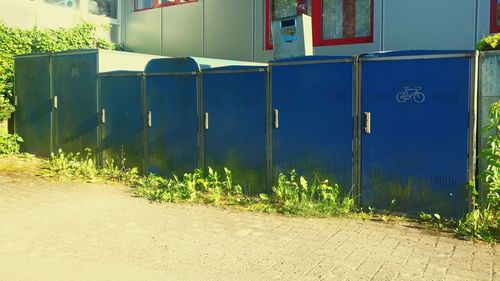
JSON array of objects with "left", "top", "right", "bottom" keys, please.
[{"left": 271, "top": 14, "right": 313, "bottom": 60}]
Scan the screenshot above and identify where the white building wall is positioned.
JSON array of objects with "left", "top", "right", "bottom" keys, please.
[
  {"left": 382, "top": 0, "right": 477, "bottom": 51},
  {"left": 123, "top": 0, "right": 495, "bottom": 62},
  {"left": 0, "top": 0, "right": 121, "bottom": 43}
]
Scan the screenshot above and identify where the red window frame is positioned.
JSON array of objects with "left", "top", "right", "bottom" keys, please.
[
  {"left": 134, "top": 0, "right": 197, "bottom": 11},
  {"left": 491, "top": 0, "right": 500, "bottom": 33},
  {"left": 265, "top": 0, "right": 374, "bottom": 50}
]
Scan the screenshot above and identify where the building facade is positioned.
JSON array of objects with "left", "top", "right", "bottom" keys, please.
[{"left": 1, "top": 0, "right": 499, "bottom": 62}]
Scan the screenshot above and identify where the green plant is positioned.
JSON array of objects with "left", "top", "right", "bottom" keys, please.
[
  {"left": 0, "top": 131, "right": 22, "bottom": 155},
  {"left": 455, "top": 101, "right": 500, "bottom": 241},
  {"left": 0, "top": 21, "right": 117, "bottom": 121},
  {"left": 271, "top": 170, "right": 354, "bottom": 215},
  {"left": 43, "top": 148, "right": 138, "bottom": 184},
  {"left": 476, "top": 33, "right": 500, "bottom": 51}
]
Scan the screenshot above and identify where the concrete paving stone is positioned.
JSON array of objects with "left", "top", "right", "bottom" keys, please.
[{"left": 0, "top": 166, "right": 498, "bottom": 281}]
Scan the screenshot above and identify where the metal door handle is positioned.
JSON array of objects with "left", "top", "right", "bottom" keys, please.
[
  {"left": 14, "top": 96, "right": 18, "bottom": 106},
  {"left": 204, "top": 112, "right": 209, "bottom": 129},
  {"left": 101, "top": 109, "right": 106, "bottom": 124},
  {"left": 148, "top": 111, "right": 152, "bottom": 127},
  {"left": 274, "top": 109, "right": 279, "bottom": 129},
  {"left": 363, "top": 112, "right": 371, "bottom": 134},
  {"left": 53, "top": 96, "right": 58, "bottom": 109}
]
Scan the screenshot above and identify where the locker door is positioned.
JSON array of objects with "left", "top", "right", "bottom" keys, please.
[{"left": 360, "top": 56, "right": 471, "bottom": 217}]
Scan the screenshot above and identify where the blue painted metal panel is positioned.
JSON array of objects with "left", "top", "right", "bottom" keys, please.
[
  {"left": 52, "top": 53, "right": 99, "bottom": 154},
  {"left": 14, "top": 55, "right": 53, "bottom": 156},
  {"left": 271, "top": 59, "right": 353, "bottom": 192},
  {"left": 146, "top": 74, "right": 199, "bottom": 177},
  {"left": 202, "top": 67, "right": 267, "bottom": 195},
  {"left": 360, "top": 56, "right": 471, "bottom": 217},
  {"left": 100, "top": 72, "right": 144, "bottom": 173}
]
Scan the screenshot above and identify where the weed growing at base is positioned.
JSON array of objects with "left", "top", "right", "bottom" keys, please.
[
  {"left": 133, "top": 168, "right": 355, "bottom": 217},
  {"left": 42, "top": 148, "right": 138, "bottom": 184}
]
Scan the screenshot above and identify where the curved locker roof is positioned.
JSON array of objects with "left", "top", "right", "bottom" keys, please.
[
  {"left": 270, "top": 55, "right": 352, "bottom": 64},
  {"left": 359, "top": 50, "right": 474, "bottom": 59},
  {"left": 201, "top": 65, "right": 267, "bottom": 73},
  {"left": 145, "top": 57, "right": 266, "bottom": 73},
  {"left": 98, "top": 70, "right": 143, "bottom": 77}
]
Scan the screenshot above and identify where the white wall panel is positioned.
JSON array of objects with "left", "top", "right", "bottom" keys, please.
[
  {"left": 162, "top": 2, "right": 203, "bottom": 57},
  {"left": 125, "top": 8, "right": 162, "bottom": 55},
  {"left": 204, "top": 0, "right": 254, "bottom": 61},
  {"left": 383, "top": 0, "right": 476, "bottom": 50}
]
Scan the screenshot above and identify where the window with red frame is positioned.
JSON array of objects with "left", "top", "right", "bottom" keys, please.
[
  {"left": 491, "top": 0, "right": 500, "bottom": 33},
  {"left": 134, "top": 0, "right": 197, "bottom": 11},
  {"left": 265, "top": 0, "right": 373, "bottom": 50}
]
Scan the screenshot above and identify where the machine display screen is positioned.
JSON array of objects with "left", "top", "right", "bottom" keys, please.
[{"left": 280, "top": 19, "right": 296, "bottom": 28}]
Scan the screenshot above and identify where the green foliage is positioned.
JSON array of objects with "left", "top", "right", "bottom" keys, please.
[
  {"left": 0, "top": 21, "right": 117, "bottom": 121},
  {"left": 42, "top": 148, "right": 138, "bottom": 184},
  {"left": 0, "top": 131, "right": 22, "bottom": 155},
  {"left": 133, "top": 168, "right": 354, "bottom": 217},
  {"left": 456, "top": 101, "right": 500, "bottom": 242},
  {"left": 476, "top": 33, "right": 500, "bottom": 51},
  {"left": 133, "top": 167, "right": 244, "bottom": 205},
  {"left": 481, "top": 101, "right": 500, "bottom": 213},
  {"left": 271, "top": 170, "right": 354, "bottom": 215}
]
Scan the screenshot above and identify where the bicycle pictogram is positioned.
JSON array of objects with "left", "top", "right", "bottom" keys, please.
[{"left": 396, "top": 86, "right": 425, "bottom": 103}]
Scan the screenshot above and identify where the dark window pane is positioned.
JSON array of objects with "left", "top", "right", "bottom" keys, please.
[
  {"left": 322, "top": 0, "right": 370, "bottom": 40},
  {"left": 89, "top": 0, "right": 117, "bottom": 18},
  {"left": 135, "top": 0, "right": 153, "bottom": 10},
  {"left": 497, "top": 1, "right": 499, "bottom": 26}
]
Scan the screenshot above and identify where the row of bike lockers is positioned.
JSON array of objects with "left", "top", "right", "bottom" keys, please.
[{"left": 14, "top": 49, "right": 478, "bottom": 217}]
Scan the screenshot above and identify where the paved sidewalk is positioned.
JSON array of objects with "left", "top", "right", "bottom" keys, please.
[{"left": 0, "top": 172, "right": 498, "bottom": 281}]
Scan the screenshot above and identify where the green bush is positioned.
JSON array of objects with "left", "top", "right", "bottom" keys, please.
[
  {"left": 0, "top": 131, "right": 22, "bottom": 155},
  {"left": 456, "top": 101, "right": 500, "bottom": 241},
  {"left": 476, "top": 33, "right": 500, "bottom": 51},
  {"left": 0, "top": 21, "right": 117, "bottom": 121}
]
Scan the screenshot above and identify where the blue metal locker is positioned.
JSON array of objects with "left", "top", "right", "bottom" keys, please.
[
  {"left": 52, "top": 51, "right": 99, "bottom": 154},
  {"left": 145, "top": 58, "right": 200, "bottom": 177},
  {"left": 14, "top": 54, "right": 53, "bottom": 156},
  {"left": 270, "top": 56, "right": 354, "bottom": 193},
  {"left": 202, "top": 66, "right": 268, "bottom": 195},
  {"left": 99, "top": 71, "right": 145, "bottom": 172},
  {"left": 360, "top": 51, "right": 473, "bottom": 217}
]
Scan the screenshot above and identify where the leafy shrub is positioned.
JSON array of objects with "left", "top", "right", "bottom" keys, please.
[
  {"left": 0, "top": 21, "right": 117, "bottom": 121},
  {"left": 0, "top": 131, "right": 22, "bottom": 155},
  {"left": 456, "top": 101, "right": 500, "bottom": 241},
  {"left": 476, "top": 33, "right": 500, "bottom": 51}
]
